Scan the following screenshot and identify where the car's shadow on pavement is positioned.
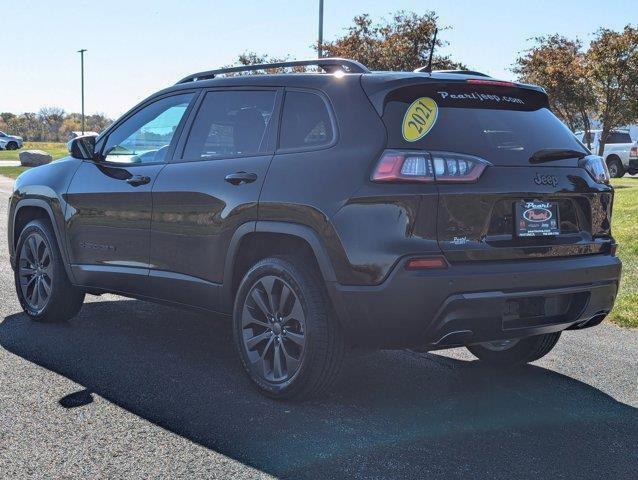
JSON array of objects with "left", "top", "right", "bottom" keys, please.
[{"left": 1, "top": 299, "right": 637, "bottom": 479}]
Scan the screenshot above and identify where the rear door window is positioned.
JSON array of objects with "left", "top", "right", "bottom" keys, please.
[
  {"left": 279, "top": 91, "right": 334, "bottom": 150},
  {"left": 607, "top": 131, "right": 632, "bottom": 144},
  {"left": 183, "top": 90, "right": 277, "bottom": 160},
  {"left": 381, "top": 83, "right": 586, "bottom": 166}
]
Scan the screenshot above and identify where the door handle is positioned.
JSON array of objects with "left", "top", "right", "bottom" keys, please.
[
  {"left": 224, "top": 171, "right": 258, "bottom": 185},
  {"left": 126, "top": 175, "right": 151, "bottom": 187}
]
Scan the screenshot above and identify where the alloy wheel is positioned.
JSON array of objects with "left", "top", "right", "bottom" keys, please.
[
  {"left": 241, "top": 275, "right": 306, "bottom": 383},
  {"left": 608, "top": 162, "right": 618, "bottom": 177},
  {"left": 18, "top": 232, "right": 52, "bottom": 312}
]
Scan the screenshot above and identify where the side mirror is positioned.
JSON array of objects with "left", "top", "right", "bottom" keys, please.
[{"left": 67, "top": 135, "right": 97, "bottom": 160}]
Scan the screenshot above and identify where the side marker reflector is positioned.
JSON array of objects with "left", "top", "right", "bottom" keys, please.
[{"left": 405, "top": 257, "right": 448, "bottom": 270}]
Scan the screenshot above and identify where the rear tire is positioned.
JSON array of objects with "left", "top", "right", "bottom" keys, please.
[
  {"left": 467, "top": 332, "right": 561, "bottom": 368},
  {"left": 233, "top": 256, "right": 344, "bottom": 400},
  {"left": 606, "top": 157, "right": 624, "bottom": 178},
  {"left": 14, "top": 219, "right": 85, "bottom": 322}
]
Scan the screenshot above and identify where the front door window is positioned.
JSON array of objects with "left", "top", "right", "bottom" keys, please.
[{"left": 103, "top": 93, "right": 194, "bottom": 164}]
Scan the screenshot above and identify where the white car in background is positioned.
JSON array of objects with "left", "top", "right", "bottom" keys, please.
[
  {"left": 0, "top": 131, "right": 24, "bottom": 150},
  {"left": 574, "top": 129, "right": 638, "bottom": 177}
]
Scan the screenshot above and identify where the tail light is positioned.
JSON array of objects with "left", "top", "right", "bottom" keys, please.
[
  {"left": 371, "top": 151, "right": 434, "bottom": 182},
  {"left": 371, "top": 150, "right": 490, "bottom": 183},
  {"left": 630, "top": 145, "right": 638, "bottom": 158},
  {"left": 579, "top": 155, "right": 610, "bottom": 185}
]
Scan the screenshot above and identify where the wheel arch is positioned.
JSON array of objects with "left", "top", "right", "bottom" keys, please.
[
  {"left": 221, "top": 221, "right": 338, "bottom": 312},
  {"left": 11, "top": 199, "right": 75, "bottom": 282}
]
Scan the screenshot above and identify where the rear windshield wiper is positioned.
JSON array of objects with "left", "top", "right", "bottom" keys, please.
[{"left": 529, "top": 149, "right": 587, "bottom": 164}]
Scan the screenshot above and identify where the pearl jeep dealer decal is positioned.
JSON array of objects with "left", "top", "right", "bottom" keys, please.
[
  {"left": 402, "top": 97, "right": 438, "bottom": 142},
  {"left": 437, "top": 90, "right": 525, "bottom": 105},
  {"left": 523, "top": 204, "right": 553, "bottom": 222},
  {"left": 516, "top": 200, "right": 560, "bottom": 237}
]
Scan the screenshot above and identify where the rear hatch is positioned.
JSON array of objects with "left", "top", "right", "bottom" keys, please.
[{"left": 364, "top": 77, "right": 614, "bottom": 262}]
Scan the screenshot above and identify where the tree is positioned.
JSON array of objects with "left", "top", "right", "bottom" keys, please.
[
  {"left": 226, "top": 52, "right": 308, "bottom": 74},
  {"left": 513, "top": 35, "right": 594, "bottom": 146},
  {"left": 0, "top": 110, "right": 113, "bottom": 141},
  {"left": 233, "top": 11, "right": 464, "bottom": 73},
  {"left": 63, "top": 112, "right": 112, "bottom": 135},
  {"left": 16, "top": 113, "right": 41, "bottom": 141},
  {"left": 320, "top": 11, "right": 465, "bottom": 71},
  {"left": 85, "top": 113, "right": 112, "bottom": 133},
  {"left": 0, "top": 112, "right": 16, "bottom": 125},
  {"left": 38, "top": 107, "right": 66, "bottom": 142},
  {"left": 236, "top": 52, "right": 290, "bottom": 69},
  {"left": 587, "top": 26, "right": 638, "bottom": 155},
  {"left": 59, "top": 117, "right": 82, "bottom": 140},
  {"left": 514, "top": 26, "right": 638, "bottom": 155}
]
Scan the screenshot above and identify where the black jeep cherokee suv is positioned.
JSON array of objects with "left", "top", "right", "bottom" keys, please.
[{"left": 8, "top": 58, "right": 621, "bottom": 399}]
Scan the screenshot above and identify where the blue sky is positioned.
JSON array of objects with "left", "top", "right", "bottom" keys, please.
[{"left": 2, "top": 0, "right": 634, "bottom": 118}]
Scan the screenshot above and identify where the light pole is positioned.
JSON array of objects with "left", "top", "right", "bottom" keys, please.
[
  {"left": 318, "top": 0, "right": 324, "bottom": 58},
  {"left": 78, "top": 49, "right": 87, "bottom": 134}
]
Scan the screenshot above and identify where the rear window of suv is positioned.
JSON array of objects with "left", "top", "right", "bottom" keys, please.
[
  {"left": 382, "top": 83, "right": 586, "bottom": 166},
  {"left": 607, "top": 131, "right": 632, "bottom": 144}
]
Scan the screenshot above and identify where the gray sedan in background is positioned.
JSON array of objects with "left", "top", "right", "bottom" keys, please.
[{"left": 0, "top": 131, "right": 23, "bottom": 150}]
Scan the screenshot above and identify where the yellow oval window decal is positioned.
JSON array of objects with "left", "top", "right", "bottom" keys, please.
[{"left": 401, "top": 97, "right": 438, "bottom": 142}]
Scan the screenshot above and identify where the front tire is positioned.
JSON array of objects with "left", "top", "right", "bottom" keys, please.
[
  {"left": 14, "top": 219, "right": 85, "bottom": 322},
  {"left": 467, "top": 332, "right": 561, "bottom": 368},
  {"left": 6, "top": 141, "right": 18, "bottom": 150},
  {"left": 233, "top": 256, "right": 344, "bottom": 400}
]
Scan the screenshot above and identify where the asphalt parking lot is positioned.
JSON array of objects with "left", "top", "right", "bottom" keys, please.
[{"left": 0, "top": 175, "right": 636, "bottom": 479}]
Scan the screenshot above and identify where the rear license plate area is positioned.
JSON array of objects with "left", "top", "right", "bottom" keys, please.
[
  {"left": 516, "top": 200, "right": 560, "bottom": 237},
  {"left": 502, "top": 292, "right": 588, "bottom": 330}
]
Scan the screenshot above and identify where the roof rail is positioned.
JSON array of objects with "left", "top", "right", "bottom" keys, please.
[
  {"left": 177, "top": 58, "right": 370, "bottom": 84},
  {"left": 413, "top": 67, "right": 491, "bottom": 77}
]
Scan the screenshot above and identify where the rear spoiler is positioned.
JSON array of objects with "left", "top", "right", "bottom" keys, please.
[{"left": 361, "top": 74, "right": 548, "bottom": 116}]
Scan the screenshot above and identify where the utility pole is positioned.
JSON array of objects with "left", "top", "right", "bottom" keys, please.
[
  {"left": 318, "top": 0, "right": 324, "bottom": 58},
  {"left": 78, "top": 49, "right": 87, "bottom": 134}
]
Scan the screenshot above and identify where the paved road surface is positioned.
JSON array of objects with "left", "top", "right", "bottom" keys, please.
[{"left": 0, "top": 174, "right": 636, "bottom": 479}]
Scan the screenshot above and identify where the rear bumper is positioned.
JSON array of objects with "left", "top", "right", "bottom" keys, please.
[
  {"left": 328, "top": 254, "right": 621, "bottom": 349},
  {"left": 628, "top": 159, "right": 638, "bottom": 171}
]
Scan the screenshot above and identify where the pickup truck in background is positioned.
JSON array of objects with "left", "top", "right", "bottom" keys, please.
[{"left": 574, "top": 129, "right": 638, "bottom": 177}]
